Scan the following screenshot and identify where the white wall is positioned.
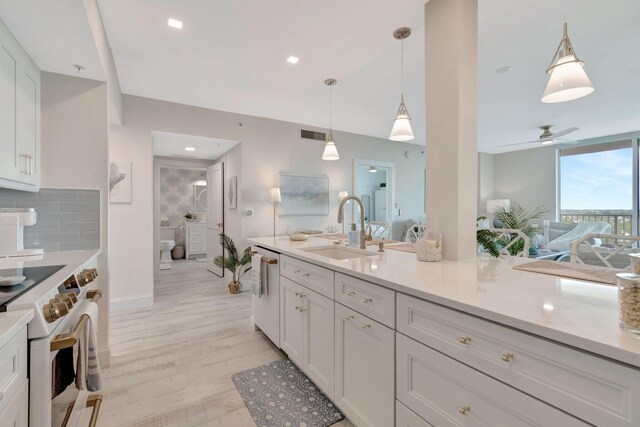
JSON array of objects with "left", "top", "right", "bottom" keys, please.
[
  {"left": 492, "top": 146, "right": 557, "bottom": 224},
  {"left": 109, "top": 95, "right": 425, "bottom": 306},
  {"left": 41, "top": 72, "right": 111, "bottom": 363}
]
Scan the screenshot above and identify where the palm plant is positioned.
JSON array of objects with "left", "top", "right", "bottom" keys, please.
[
  {"left": 213, "top": 233, "right": 252, "bottom": 293},
  {"left": 476, "top": 217, "right": 501, "bottom": 258},
  {"left": 494, "top": 202, "right": 547, "bottom": 256}
]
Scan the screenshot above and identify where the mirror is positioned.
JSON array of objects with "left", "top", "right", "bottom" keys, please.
[{"left": 194, "top": 184, "right": 207, "bottom": 214}]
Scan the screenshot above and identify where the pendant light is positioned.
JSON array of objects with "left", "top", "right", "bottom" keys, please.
[
  {"left": 322, "top": 78, "right": 340, "bottom": 161},
  {"left": 389, "top": 27, "right": 414, "bottom": 142},
  {"left": 541, "top": 2, "right": 594, "bottom": 103},
  {"left": 368, "top": 165, "right": 378, "bottom": 173}
]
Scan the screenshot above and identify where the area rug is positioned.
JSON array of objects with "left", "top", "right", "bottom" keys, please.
[
  {"left": 513, "top": 260, "right": 625, "bottom": 285},
  {"left": 232, "top": 359, "right": 344, "bottom": 427}
]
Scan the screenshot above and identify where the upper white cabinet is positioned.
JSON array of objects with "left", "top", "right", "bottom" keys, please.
[{"left": 0, "top": 18, "right": 41, "bottom": 192}]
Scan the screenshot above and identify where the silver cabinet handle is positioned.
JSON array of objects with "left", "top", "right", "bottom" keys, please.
[
  {"left": 19, "top": 153, "right": 28, "bottom": 175},
  {"left": 361, "top": 323, "right": 371, "bottom": 329},
  {"left": 293, "top": 269, "right": 301, "bottom": 274},
  {"left": 363, "top": 298, "right": 373, "bottom": 304},
  {"left": 28, "top": 154, "right": 33, "bottom": 175},
  {"left": 302, "top": 272, "right": 310, "bottom": 277},
  {"left": 346, "top": 291, "right": 356, "bottom": 297},
  {"left": 346, "top": 315, "right": 354, "bottom": 320}
]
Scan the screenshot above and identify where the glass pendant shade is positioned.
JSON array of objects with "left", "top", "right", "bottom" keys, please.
[
  {"left": 389, "top": 97, "right": 414, "bottom": 141},
  {"left": 322, "top": 132, "right": 340, "bottom": 161},
  {"left": 542, "top": 54, "right": 594, "bottom": 103}
]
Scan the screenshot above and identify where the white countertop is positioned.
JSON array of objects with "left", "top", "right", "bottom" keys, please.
[
  {"left": 249, "top": 236, "right": 640, "bottom": 368},
  {"left": 0, "top": 310, "right": 32, "bottom": 348}
]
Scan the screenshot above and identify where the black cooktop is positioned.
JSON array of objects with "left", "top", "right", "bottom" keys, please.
[{"left": 0, "top": 265, "right": 66, "bottom": 311}]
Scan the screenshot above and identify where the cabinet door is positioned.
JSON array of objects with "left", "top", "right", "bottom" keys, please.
[
  {"left": 302, "top": 288, "right": 334, "bottom": 400},
  {"left": 335, "top": 303, "right": 394, "bottom": 427},
  {"left": 280, "top": 277, "right": 303, "bottom": 366},
  {"left": 15, "top": 69, "right": 37, "bottom": 182},
  {"left": 0, "top": 45, "right": 17, "bottom": 180}
]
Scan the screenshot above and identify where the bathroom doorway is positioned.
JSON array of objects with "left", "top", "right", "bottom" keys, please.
[{"left": 353, "top": 159, "right": 396, "bottom": 238}]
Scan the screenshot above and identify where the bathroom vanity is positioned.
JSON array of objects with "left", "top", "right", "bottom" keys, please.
[{"left": 249, "top": 236, "right": 640, "bottom": 427}]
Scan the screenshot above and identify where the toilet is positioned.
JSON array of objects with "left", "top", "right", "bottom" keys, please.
[{"left": 159, "top": 239, "right": 176, "bottom": 270}]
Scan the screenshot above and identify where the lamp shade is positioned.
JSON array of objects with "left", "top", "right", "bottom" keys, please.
[
  {"left": 322, "top": 132, "right": 340, "bottom": 161},
  {"left": 542, "top": 54, "right": 594, "bottom": 103},
  {"left": 338, "top": 191, "right": 349, "bottom": 202},
  {"left": 486, "top": 199, "right": 510, "bottom": 213},
  {"left": 269, "top": 187, "right": 282, "bottom": 203}
]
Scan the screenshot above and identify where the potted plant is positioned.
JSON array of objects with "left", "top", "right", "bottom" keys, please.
[
  {"left": 213, "top": 233, "right": 252, "bottom": 294},
  {"left": 184, "top": 212, "right": 194, "bottom": 221}
]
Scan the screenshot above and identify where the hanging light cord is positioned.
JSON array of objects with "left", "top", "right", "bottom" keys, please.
[
  {"left": 400, "top": 38, "right": 405, "bottom": 96},
  {"left": 329, "top": 84, "right": 333, "bottom": 131}
]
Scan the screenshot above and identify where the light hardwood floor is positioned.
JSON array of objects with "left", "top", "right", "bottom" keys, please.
[{"left": 100, "top": 260, "right": 352, "bottom": 427}]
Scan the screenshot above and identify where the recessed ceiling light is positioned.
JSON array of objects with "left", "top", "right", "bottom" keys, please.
[
  {"left": 185, "top": 147, "right": 196, "bottom": 151},
  {"left": 168, "top": 18, "right": 183, "bottom": 29},
  {"left": 496, "top": 65, "right": 512, "bottom": 74},
  {"left": 286, "top": 56, "right": 300, "bottom": 64}
]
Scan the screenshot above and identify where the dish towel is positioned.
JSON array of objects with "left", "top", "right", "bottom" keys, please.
[
  {"left": 75, "top": 301, "right": 103, "bottom": 391},
  {"left": 251, "top": 253, "right": 263, "bottom": 297},
  {"left": 51, "top": 347, "right": 75, "bottom": 398}
]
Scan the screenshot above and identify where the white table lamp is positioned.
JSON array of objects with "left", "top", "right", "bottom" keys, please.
[{"left": 269, "top": 187, "right": 281, "bottom": 236}]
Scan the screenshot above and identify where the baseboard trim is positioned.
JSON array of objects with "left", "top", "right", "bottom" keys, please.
[{"left": 110, "top": 294, "right": 154, "bottom": 311}]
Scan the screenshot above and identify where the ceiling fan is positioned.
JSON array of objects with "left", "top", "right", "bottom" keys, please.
[{"left": 498, "top": 125, "right": 579, "bottom": 147}]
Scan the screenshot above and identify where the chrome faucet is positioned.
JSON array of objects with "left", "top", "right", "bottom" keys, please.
[{"left": 337, "top": 195, "right": 370, "bottom": 250}]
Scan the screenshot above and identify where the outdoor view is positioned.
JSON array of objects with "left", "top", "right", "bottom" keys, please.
[{"left": 560, "top": 144, "right": 633, "bottom": 235}]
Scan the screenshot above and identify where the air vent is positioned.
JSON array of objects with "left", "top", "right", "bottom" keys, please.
[{"left": 300, "top": 129, "right": 326, "bottom": 142}]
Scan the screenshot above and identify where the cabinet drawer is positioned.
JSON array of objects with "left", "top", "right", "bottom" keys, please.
[
  {"left": 0, "top": 378, "right": 27, "bottom": 427},
  {"left": 396, "top": 334, "right": 587, "bottom": 427},
  {"left": 189, "top": 226, "right": 204, "bottom": 235},
  {"left": 0, "top": 327, "right": 27, "bottom": 416},
  {"left": 397, "top": 294, "right": 640, "bottom": 427},
  {"left": 335, "top": 272, "right": 395, "bottom": 328},
  {"left": 189, "top": 235, "right": 203, "bottom": 244},
  {"left": 281, "top": 255, "right": 334, "bottom": 299},
  {"left": 396, "top": 401, "right": 433, "bottom": 427}
]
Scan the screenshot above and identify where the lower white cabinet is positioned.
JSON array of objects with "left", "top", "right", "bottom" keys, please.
[
  {"left": 280, "top": 277, "right": 335, "bottom": 399},
  {"left": 185, "top": 222, "right": 207, "bottom": 259},
  {"left": 280, "top": 277, "right": 304, "bottom": 366},
  {"left": 396, "top": 333, "right": 588, "bottom": 427},
  {"left": 335, "top": 303, "right": 394, "bottom": 427},
  {"left": 396, "top": 401, "right": 432, "bottom": 427},
  {"left": 0, "top": 379, "right": 28, "bottom": 427}
]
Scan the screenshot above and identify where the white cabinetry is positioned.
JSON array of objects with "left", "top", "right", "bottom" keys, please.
[
  {"left": 185, "top": 222, "right": 207, "bottom": 259},
  {"left": 280, "top": 276, "right": 335, "bottom": 399},
  {"left": 0, "top": 20, "right": 40, "bottom": 192},
  {"left": 396, "top": 333, "right": 587, "bottom": 427},
  {"left": 335, "top": 303, "right": 394, "bottom": 427},
  {"left": 0, "top": 326, "right": 28, "bottom": 426}
]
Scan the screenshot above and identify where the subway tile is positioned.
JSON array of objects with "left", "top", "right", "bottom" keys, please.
[
  {"left": 0, "top": 188, "right": 38, "bottom": 200},
  {"left": 38, "top": 190, "right": 80, "bottom": 201},
  {"left": 78, "top": 211, "right": 100, "bottom": 221},
  {"left": 39, "top": 231, "right": 81, "bottom": 242},
  {"left": 79, "top": 231, "right": 100, "bottom": 241},
  {"left": 38, "top": 211, "right": 78, "bottom": 222},
  {"left": 0, "top": 200, "right": 18, "bottom": 208},
  {"left": 78, "top": 190, "right": 100, "bottom": 202},
  {"left": 17, "top": 200, "right": 61, "bottom": 210},
  {"left": 61, "top": 202, "right": 99, "bottom": 211},
  {"left": 37, "top": 242, "right": 61, "bottom": 252},
  {"left": 31, "top": 222, "right": 61, "bottom": 232},
  {"left": 60, "top": 241, "right": 99, "bottom": 251},
  {"left": 24, "top": 233, "right": 40, "bottom": 244},
  {"left": 61, "top": 221, "right": 99, "bottom": 232}
]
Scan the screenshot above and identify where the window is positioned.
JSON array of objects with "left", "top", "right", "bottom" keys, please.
[{"left": 559, "top": 139, "right": 637, "bottom": 235}]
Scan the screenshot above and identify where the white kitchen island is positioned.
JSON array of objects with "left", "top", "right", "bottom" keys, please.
[{"left": 249, "top": 235, "right": 640, "bottom": 427}]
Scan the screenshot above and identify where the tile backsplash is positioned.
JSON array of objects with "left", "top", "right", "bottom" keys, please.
[{"left": 0, "top": 188, "right": 100, "bottom": 252}]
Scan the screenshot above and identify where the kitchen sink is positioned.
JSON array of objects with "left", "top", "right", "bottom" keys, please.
[{"left": 301, "top": 246, "right": 374, "bottom": 260}]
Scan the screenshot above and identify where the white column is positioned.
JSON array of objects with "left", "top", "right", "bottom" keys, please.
[{"left": 425, "top": 0, "right": 478, "bottom": 260}]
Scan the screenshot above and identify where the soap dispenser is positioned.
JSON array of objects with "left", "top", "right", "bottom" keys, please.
[{"left": 348, "top": 223, "right": 358, "bottom": 247}]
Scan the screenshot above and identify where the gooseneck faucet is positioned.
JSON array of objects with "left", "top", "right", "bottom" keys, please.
[{"left": 337, "top": 195, "right": 369, "bottom": 250}]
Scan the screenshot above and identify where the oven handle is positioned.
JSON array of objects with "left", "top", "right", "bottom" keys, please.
[
  {"left": 50, "top": 290, "right": 102, "bottom": 352},
  {"left": 61, "top": 394, "right": 102, "bottom": 427}
]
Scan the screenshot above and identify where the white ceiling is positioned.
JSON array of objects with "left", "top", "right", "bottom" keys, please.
[
  {"left": 152, "top": 131, "right": 239, "bottom": 159},
  {"left": 1, "top": 0, "right": 639, "bottom": 153},
  {"left": 0, "top": 0, "right": 104, "bottom": 81}
]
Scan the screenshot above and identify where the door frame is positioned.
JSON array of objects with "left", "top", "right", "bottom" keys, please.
[
  {"left": 352, "top": 158, "right": 396, "bottom": 226},
  {"left": 207, "top": 161, "right": 225, "bottom": 278},
  {"left": 152, "top": 156, "right": 214, "bottom": 276}
]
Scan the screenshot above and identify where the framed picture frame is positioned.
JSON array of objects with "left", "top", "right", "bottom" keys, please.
[
  {"left": 228, "top": 175, "right": 238, "bottom": 209},
  {"left": 109, "top": 161, "right": 132, "bottom": 204},
  {"left": 278, "top": 173, "right": 329, "bottom": 216}
]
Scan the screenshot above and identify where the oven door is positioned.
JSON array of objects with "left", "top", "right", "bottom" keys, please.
[{"left": 30, "top": 289, "right": 103, "bottom": 427}]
